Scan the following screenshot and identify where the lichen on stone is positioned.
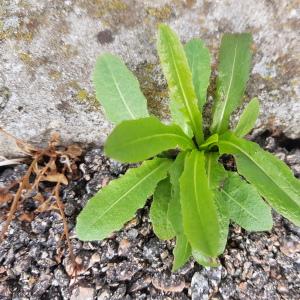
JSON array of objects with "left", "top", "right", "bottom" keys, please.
[{"left": 134, "top": 62, "right": 170, "bottom": 121}]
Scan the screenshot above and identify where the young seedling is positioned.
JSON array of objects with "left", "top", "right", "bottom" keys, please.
[{"left": 76, "top": 24, "right": 300, "bottom": 270}]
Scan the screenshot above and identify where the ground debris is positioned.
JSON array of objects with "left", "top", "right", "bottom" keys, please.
[
  {"left": 0, "top": 129, "right": 83, "bottom": 276},
  {"left": 0, "top": 133, "right": 299, "bottom": 299}
]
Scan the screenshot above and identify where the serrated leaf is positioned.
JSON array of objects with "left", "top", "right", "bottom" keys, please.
[
  {"left": 93, "top": 54, "right": 149, "bottom": 123},
  {"left": 168, "top": 152, "right": 186, "bottom": 234},
  {"left": 234, "top": 98, "right": 260, "bottom": 137},
  {"left": 157, "top": 24, "right": 204, "bottom": 145},
  {"left": 221, "top": 172, "right": 273, "bottom": 231},
  {"left": 76, "top": 158, "right": 172, "bottom": 241},
  {"left": 180, "top": 150, "right": 222, "bottom": 257},
  {"left": 150, "top": 177, "right": 175, "bottom": 240},
  {"left": 211, "top": 33, "right": 252, "bottom": 134},
  {"left": 219, "top": 132, "right": 300, "bottom": 226},
  {"left": 172, "top": 234, "right": 191, "bottom": 271},
  {"left": 105, "top": 117, "right": 195, "bottom": 163},
  {"left": 184, "top": 39, "right": 211, "bottom": 110}
]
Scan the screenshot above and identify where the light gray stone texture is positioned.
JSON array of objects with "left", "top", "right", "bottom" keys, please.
[{"left": 0, "top": 0, "right": 299, "bottom": 156}]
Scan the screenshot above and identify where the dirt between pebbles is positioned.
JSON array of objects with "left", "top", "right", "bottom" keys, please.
[{"left": 0, "top": 134, "right": 299, "bottom": 300}]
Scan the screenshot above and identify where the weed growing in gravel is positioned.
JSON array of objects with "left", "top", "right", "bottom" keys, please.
[{"left": 76, "top": 24, "right": 300, "bottom": 270}]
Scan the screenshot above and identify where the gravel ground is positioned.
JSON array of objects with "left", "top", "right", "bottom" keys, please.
[{"left": 0, "top": 134, "right": 299, "bottom": 300}]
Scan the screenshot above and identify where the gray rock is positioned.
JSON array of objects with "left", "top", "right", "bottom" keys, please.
[
  {"left": 219, "top": 278, "right": 236, "bottom": 299},
  {"left": 286, "top": 150, "right": 300, "bottom": 165},
  {"left": 0, "top": 0, "right": 299, "bottom": 156},
  {"left": 111, "top": 284, "right": 127, "bottom": 300},
  {"left": 97, "top": 288, "right": 112, "bottom": 300},
  {"left": 31, "top": 274, "right": 53, "bottom": 299},
  {"left": 191, "top": 272, "right": 209, "bottom": 300},
  {"left": 71, "top": 286, "right": 95, "bottom": 300}
]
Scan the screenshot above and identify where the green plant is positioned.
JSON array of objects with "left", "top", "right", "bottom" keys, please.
[{"left": 76, "top": 24, "right": 300, "bottom": 270}]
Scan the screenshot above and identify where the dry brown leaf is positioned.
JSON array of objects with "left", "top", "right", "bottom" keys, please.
[
  {"left": 0, "top": 157, "right": 25, "bottom": 167},
  {"left": 32, "top": 160, "right": 40, "bottom": 175},
  {"left": 65, "top": 144, "right": 82, "bottom": 158},
  {"left": 1, "top": 128, "right": 80, "bottom": 269},
  {"left": 18, "top": 213, "right": 34, "bottom": 222},
  {"left": 33, "top": 192, "right": 45, "bottom": 202},
  {"left": 0, "top": 193, "right": 13, "bottom": 203},
  {"left": 49, "top": 132, "right": 60, "bottom": 147},
  {"left": 15, "top": 140, "right": 38, "bottom": 155},
  {"left": 36, "top": 200, "right": 51, "bottom": 212},
  {"left": 48, "top": 159, "right": 57, "bottom": 172},
  {"left": 41, "top": 173, "right": 68, "bottom": 185}
]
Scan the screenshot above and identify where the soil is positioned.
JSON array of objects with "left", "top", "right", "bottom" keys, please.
[{"left": 0, "top": 133, "right": 299, "bottom": 300}]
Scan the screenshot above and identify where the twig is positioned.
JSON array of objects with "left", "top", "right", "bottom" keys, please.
[
  {"left": 0, "top": 157, "right": 37, "bottom": 242},
  {"left": 31, "top": 157, "right": 55, "bottom": 190},
  {"left": 54, "top": 182, "right": 79, "bottom": 277},
  {"left": 0, "top": 127, "right": 40, "bottom": 156},
  {"left": 0, "top": 157, "right": 25, "bottom": 167}
]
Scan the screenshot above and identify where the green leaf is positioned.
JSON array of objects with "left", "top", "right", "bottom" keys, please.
[
  {"left": 167, "top": 153, "right": 192, "bottom": 271},
  {"left": 76, "top": 158, "right": 172, "bottom": 241},
  {"left": 199, "top": 134, "right": 218, "bottom": 150},
  {"left": 192, "top": 249, "right": 220, "bottom": 267},
  {"left": 211, "top": 33, "right": 252, "bottom": 134},
  {"left": 205, "top": 152, "right": 227, "bottom": 190},
  {"left": 221, "top": 173, "right": 273, "bottom": 231},
  {"left": 219, "top": 132, "right": 300, "bottom": 226},
  {"left": 205, "top": 152, "right": 229, "bottom": 254},
  {"left": 168, "top": 152, "right": 186, "bottom": 234},
  {"left": 180, "top": 150, "right": 222, "bottom": 257},
  {"left": 93, "top": 53, "right": 149, "bottom": 123},
  {"left": 184, "top": 39, "right": 211, "bottom": 110},
  {"left": 150, "top": 177, "right": 175, "bottom": 240},
  {"left": 157, "top": 24, "right": 204, "bottom": 145},
  {"left": 234, "top": 98, "right": 260, "bottom": 137},
  {"left": 105, "top": 117, "right": 195, "bottom": 163},
  {"left": 172, "top": 234, "right": 191, "bottom": 271}
]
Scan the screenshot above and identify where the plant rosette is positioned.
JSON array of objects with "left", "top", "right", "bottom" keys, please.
[{"left": 76, "top": 24, "right": 300, "bottom": 271}]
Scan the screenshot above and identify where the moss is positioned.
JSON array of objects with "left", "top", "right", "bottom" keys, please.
[
  {"left": 146, "top": 5, "right": 173, "bottom": 22},
  {"left": 0, "top": 86, "right": 11, "bottom": 110},
  {"left": 76, "top": 89, "right": 89, "bottom": 101},
  {"left": 61, "top": 44, "right": 79, "bottom": 58},
  {"left": 66, "top": 81, "right": 100, "bottom": 110},
  {"left": 77, "top": 0, "right": 128, "bottom": 19},
  {"left": 0, "top": 26, "right": 34, "bottom": 42},
  {"left": 19, "top": 52, "right": 33, "bottom": 65},
  {"left": 48, "top": 70, "right": 62, "bottom": 80},
  {"left": 0, "top": 5, "right": 46, "bottom": 42},
  {"left": 76, "top": 89, "right": 100, "bottom": 110},
  {"left": 134, "top": 62, "right": 170, "bottom": 120}
]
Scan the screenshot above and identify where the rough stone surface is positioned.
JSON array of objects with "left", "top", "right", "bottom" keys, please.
[{"left": 0, "top": 0, "right": 299, "bottom": 156}]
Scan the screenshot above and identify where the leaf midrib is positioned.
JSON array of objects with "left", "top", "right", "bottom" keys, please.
[
  {"left": 220, "top": 140, "right": 298, "bottom": 206},
  {"left": 221, "top": 189, "right": 259, "bottom": 221},
  {"left": 109, "top": 132, "right": 194, "bottom": 151},
  {"left": 89, "top": 161, "right": 168, "bottom": 229},
  {"left": 166, "top": 37, "right": 200, "bottom": 142},
  {"left": 192, "top": 153, "right": 211, "bottom": 253},
  {"left": 216, "top": 42, "right": 238, "bottom": 133},
  {"left": 103, "top": 58, "right": 135, "bottom": 119}
]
